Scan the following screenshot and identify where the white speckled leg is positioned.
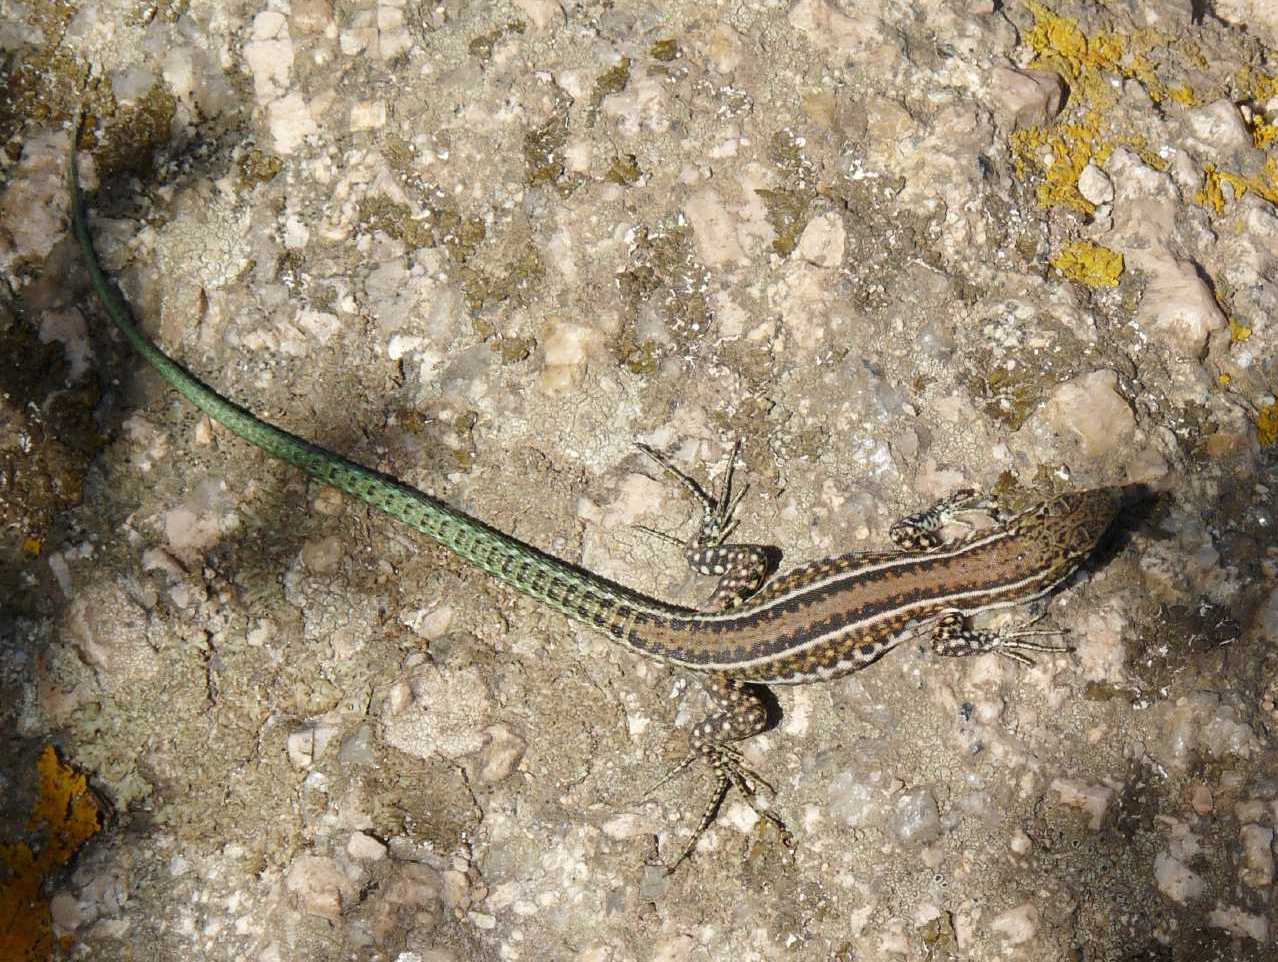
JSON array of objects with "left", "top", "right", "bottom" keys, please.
[
  {"left": 636, "top": 440, "right": 771, "bottom": 610},
  {"left": 889, "top": 489, "right": 1005, "bottom": 550},
  {"left": 655, "top": 674, "right": 793, "bottom": 873},
  {"left": 635, "top": 442, "right": 793, "bottom": 870},
  {"left": 931, "top": 609, "right": 1073, "bottom": 666}
]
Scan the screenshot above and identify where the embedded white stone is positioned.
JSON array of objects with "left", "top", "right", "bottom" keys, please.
[
  {"left": 244, "top": 11, "right": 294, "bottom": 105},
  {"left": 1207, "top": 905, "right": 1269, "bottom": 942},
  {"left": 685, "top": 188, "right": 748, "bottom": 267},
  {"left": 989, "top": 902, "right": 1039, "bottom": 945},
  {"left": 1133, "top": 254, "right": 1228, "bottom": 358},
  {"left": 1077, "top": 162, "right": 1114, "bottom": 206},
  {"left": 796, "top": 212, "right": 846, "bottom": 268},
  {"left": 789, "top": 0, "right": 887, "bottom": 56},
  {"left": 1184, "top": 99, "right": 1253, "bottom": 154},
  {"left": 1050, "top": 778, "right": 1114, "bottom": 830},
  {"left": 350, "top": 100, "right": 387, "bottom": 131},
  {"left": 347, "top": 831, "right": 388, "bottom": 861},
  {"left": 1025, "top": 369, "right": 1136, "bottom": 464},
  {"left": 511, "top": 0, "right": 565, "bottom": 31},
  {"left": 1240, "top": 824, "right": 1275, "bottom": 887},
  {"left": 285, "top": 855, "right": 357, "bottom": 921},
  {"left": 267, "top": 92, "right": 318, "bottom": 155},
  {"left": 1155, "top": 852, "right": 1205, "bottom": 903},
  {"left": 987, "top": 66, "right": 1065, "bottom": 130}
]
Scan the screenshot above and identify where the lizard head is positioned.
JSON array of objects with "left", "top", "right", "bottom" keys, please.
[{"left": 1017, "top": 487, "right": 1123, "bottom": 570}]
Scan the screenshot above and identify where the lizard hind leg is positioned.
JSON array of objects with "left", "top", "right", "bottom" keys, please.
[
  {"left": 636, "top": 440, "right": 773, "bottom": 611},
  {"left": 930, "top": 609, "right": 1073, "bottom": 666},
  {"left": 653, "top": 674, "right": 795, "bottom": 873}
]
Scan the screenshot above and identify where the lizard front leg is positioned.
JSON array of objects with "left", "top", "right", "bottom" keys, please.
[{"left": 889, "top": 488, "right": 1005, "bottom": 550}]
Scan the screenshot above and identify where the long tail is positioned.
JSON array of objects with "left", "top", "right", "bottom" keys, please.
[{"left": 67, "top": 132, "right": 687, "bottom": 638}]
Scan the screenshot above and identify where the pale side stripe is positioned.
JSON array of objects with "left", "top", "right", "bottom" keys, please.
[
  {"left": 559, "top": 522, "right": 1018, "bottom": 626},
  {"left": 671, "top": 563, "right": 1073, "bottom": 672},
  {"left": 680, "top": 527, "right": 1016, "bottom": 625}
]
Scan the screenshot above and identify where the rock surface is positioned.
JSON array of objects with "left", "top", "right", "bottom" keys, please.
[{"left": 2, "top": 1, "right": 1277, "bottom": 960}]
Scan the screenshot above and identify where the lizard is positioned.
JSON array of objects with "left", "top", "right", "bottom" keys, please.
[{"left": 67, "top": 133, "right": 1122, "bottom": 871}]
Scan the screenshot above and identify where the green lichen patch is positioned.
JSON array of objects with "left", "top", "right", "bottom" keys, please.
[
  {"left": 966, "top": 363, "right": 1047, "bottom": 430},
  {"left": 755, "top": 187, "right": 814, "bottom": 257},
  {"left": 963, "top": 317, "right": 1102, "bottom": 431},
  {"left": 587, "top": 58, "right": 632, "bottom": 125},
  {"left": 650, "top": 39, "right": 679, "bottom": 62},
  {"left": 493, "top": 335, "right": 534, "bottom": 364},
  {"left": 354, "top": 188, "right": 487, "bottom": 262},
  {"left": 618, "top": 335, "right": 659, "bottom": 376},
  {"left": 239, "top": 147, "right": 284, "bottom": 187},
  {"left": 826, "top": 170, "right": 937, "bottom": 309},
  {"left": 100, "top": 86, "right": 179, "bottom": 179},
  {"left": 523, "top": 92, "right": 585, "bottom": 197},
  {"left": 467, "top": 20, "right": 526, "bottom": 62},
  {"left": 469, "top": 313, "right": 535, "bottom": 366},
  {"left": 0, "top": 305, "right": 103, "bottom": 615},
  {"left": 0, "top": 3, "right": 81, "bottom": 157},
  {"left": 615, "top": 219, "right": 712, "bottom": 370},
  {"left": 439, "top": 211, "right": 488, "bottom": 265},
  {"left": 606, "top": 153, "right": 641, "bottom": 186},
  {"left": 459, "top": 245, "right": 544, "bottom": 314},
  {"left": 756, "top": 128, "right": 820, "bottom": 255},
  {"left": 767, "top": 127, "right": 817, "bottom": 186},
  {"left": 356, "top": 196, "right": 437, "bottom": 249}
]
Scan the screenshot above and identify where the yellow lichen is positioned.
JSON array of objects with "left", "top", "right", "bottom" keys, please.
[
  {"left": 1249, "top": 114, "right": 1278, "bottom": 150},
  {"left": 1023, "top": 0, "right": 1125, "bottom": 102},
  {"left": 1050, "top": 240, "right": 1125, "bottom": 287},
  {"left": 1011, "top": 122, "right": 1110, "bottom": 213},
  {"left": 1, "top": 747, "right": 102, "bottom": 960},
  {"left": 1229, "top": 319, "right": 1252, "bottom": 342},
  {"left": 1218, "top": 373, "right": 1232, "bottom": 387},
  {"left": 1013, "top": 4, "right": 1173, "bottom": 212},
  {"left": 1237, "top": 66, "right": 1278, "bottom": 103},
  {"left": 1014, "top": 4, "right": 1278, "bottom": 220},
  {"left": 1258, "top": 403, "right": 1278, "bottom": 447},
  {"left": 1185, "top": 68, "right": 1278, "bottom": 213},
  {"left": 1195, "top": 160, "right": 1278, "bottom": 214}
]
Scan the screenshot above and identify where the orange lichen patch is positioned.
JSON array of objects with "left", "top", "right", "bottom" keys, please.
[
  {"left": 1051, "top": 240, "right": 1124, "bottom": 287},
  {"left": 1, "top": 747, "right": 102, "bottom": 960},
  {"left": 1258, "top": 403, "right": 1278, "bottom": 447}
]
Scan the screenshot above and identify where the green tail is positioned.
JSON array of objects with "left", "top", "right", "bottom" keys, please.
[{"left": 68, "top": 139, "right": 686, "bottom": 636}]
